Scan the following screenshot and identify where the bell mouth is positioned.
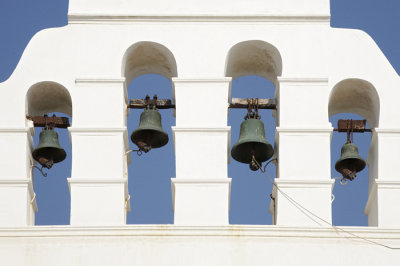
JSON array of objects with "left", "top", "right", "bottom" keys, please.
[
  {"left": 32, "top": 147, "right": 67, "bottom": 166},
  {"left": 130, "top": 129, "right": 169, "bottom": 150},
  {"left": 231, "top": 141, "right": 274, "bottom": 164}
]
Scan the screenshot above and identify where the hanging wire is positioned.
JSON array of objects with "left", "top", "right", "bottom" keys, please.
[
  {"left": 32, "top": 165, "right": 48, "bottom": 177},
  {"left": 125, "top": 149, "right": 143, "bottom": 156},
  {"left": 251, "top": 156, "right": 400, "bottom": 250}
]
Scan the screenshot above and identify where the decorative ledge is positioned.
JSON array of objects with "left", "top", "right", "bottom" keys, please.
[
  {"left": 276, "top": 126, "right": 333, "bottom": 133},
  {"left": 0, "top": 224, "right": 399, "bottom": 240},
  {"left": 75, "top": 78, "right": 126, "bottom": 85},
  {"left": 172, "top": 78, "right": 232, "bottom": 83},
  {"left": 172, "top": 127, "right": 231, "bottom": 133},
  {"left": 68, "top": 127, "right": 127, "bottom": 133},
  {"left": 68, "top": 15, "right": 330, "bottom": 24},
  {"left": 278, "top": 77, "right": 329, "bottom": 86}
]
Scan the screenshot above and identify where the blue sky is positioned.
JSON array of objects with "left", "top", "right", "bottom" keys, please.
[{"left": 0, "top": 0, "right": 399, "bottom": 226}]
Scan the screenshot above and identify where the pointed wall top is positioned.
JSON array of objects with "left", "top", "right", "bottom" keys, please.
[{"left": 68, "top": 0, "right": 330, "bottom": 18}]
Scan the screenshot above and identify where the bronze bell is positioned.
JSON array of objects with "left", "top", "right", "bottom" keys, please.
[
  {"left": 335, "top": 143, "right": 366, "bottom": 181},
  {"left": 130, "top": 107, "right": 169, "bottom": 152},
  {"left": 231, "top": 117, "right": 274, "bottom": 171},
  {"left": 32, "top": 127, "right": 66, "bottom": 169}
]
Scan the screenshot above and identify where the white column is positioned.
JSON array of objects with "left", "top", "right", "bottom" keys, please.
[
  {"left": 272, "top": 77, "right": 334, "bottom": 226},
  {"left": 0, "top": 127, "right": 37, "bottom": 226},
  {"left": 172, "top": 78, "right": 231, "bottom": 225},
  {"left": 68, "top": 78, "right": 129, "bottom": 226},
  {"left": 364, "top": 129, "right": 400, "bottom": 227}
]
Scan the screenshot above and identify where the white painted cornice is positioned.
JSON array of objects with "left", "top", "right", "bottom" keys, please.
[
  {"left": 0, "top": 127, "right": 31, "bottom": 133},
  {"left": 276, "top": 126, "right": 333, "bottom": 134},
  {"left": 172, "top": 126, "right": 231, "bottom": 133},
  {"left": 171, "top": 178, "right": 232, "bottom": 211},
  {"left": 171, "top": 178, "right": 232, "bottom": 184},
  {"left": 364, "top": 180, "right": 400, "bottom": 214},
  {"left": 68, "top": 14, "right": 330, "bottom": 25},
  {"left": 373, "top": 128, "right": 400, "bottom": 134},
  {"left": 274, "top": 179, "right": 334, "bottom": 188},
  {"left": 75, "top": 77, "right": 126, "bottom": 85},
  {"left": 67, "top": 178, "right": 128, "bottom": 184},
  {"left": 68, "top": 127, "right": 127, "bottom": 133},
  {"left": 172, "top": 77, "right": 232, "bottom": 83},
  {"left": 0, "top": 225, "right": 399, "bottom": 240},
  {"left": 278, "top": 77, "right": 329, "bottom": 86},
  {"left": 0, "top": 179, "right": 37, "bottom": 212}
]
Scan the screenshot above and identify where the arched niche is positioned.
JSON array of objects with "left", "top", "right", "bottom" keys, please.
[
  {"left": 225, "top": 40, "right": 282, "bottom": 86},
  {"left": 122, "top": 41, "right": 178, "bottom": 87},
  {"left": 328, "top": 79, "right": 379, "bottom": 226},
  {"left": 26, "top": 81, "right": 72, "bottom": 225},
  {"left": 225, "top": 40, "right": 282, "bottom": 225},
  {"left": 121, "top": 42, "right": 177, "bottom": 224},
  {"left": 329, "top": 79, "right": 380, "bottom": 128},
  {"left": 26, "top": 81, "right": 72, "bottom": 117}
]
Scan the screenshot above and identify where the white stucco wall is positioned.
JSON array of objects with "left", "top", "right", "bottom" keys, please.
[{"left": 1, "top": 0, "right": 400, "bottom": 264}]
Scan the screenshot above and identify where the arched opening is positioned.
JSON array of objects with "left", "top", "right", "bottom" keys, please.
[
  {"left": 26, "top": 81, "right": 72, "bottom": 225},
  {"left": 122, "top": 42, "right": 177, "bottom": 224},
  {"left": 329, "top": 79, "right": 379, "bottom": 226},
  {"left": 226, "top": 40, "right": 282, "bottom": 225}
]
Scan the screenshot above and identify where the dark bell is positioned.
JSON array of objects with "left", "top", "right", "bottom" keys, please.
[
  {"left": 335, "top": 143, "right": 366, "bottom": 181},
  {"left": 231, "top": 118, "right": 274, "bottom": 171},
  {"left": 130, "top": 108, "right": 169, "bottom": 152},
  {"left": 32, "top": 128, "right": 66, "bottom": 169}
]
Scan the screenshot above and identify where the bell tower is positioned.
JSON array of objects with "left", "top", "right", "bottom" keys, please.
[
  {"left": 1, "top": 0, "right": 400, "bottom": 231},
  {"left": 2, "top": 0, "right": 400, "bottom": 265}
]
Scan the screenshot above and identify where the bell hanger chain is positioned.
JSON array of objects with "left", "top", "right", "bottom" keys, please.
[
  {"left": 346, "top": 119, "right": 354, "bottom": 144},
  {"left": 245, "top": 98, "right": 261, "bottom": 120}
]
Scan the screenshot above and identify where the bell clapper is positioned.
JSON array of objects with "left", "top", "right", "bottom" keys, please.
[{"left": 250, "top": 153, "right": 261, "bottom": 171}]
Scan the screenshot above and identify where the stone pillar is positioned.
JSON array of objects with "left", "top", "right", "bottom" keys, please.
[
  {"left": 68, "top": 78, "right": 129, "bottom": 226},
  {"left": 272, "top": 77, "right": 334, "bottom": 226},
  {"left": 0, "top": 126, "right": 37, "bottom": 226},
  {"left": 364, "top": 129, "right": 400, "bottom": 227},
  {"left": 172, "top": 78, "right": 231, "bottom": 225}
]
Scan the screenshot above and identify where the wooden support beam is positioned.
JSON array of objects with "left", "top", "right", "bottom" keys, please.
[
  {"left": 229, "top": 98, "right": 276, "bottom": 109},
  {"left": 334, "top": 119, "right": 371, "bottom": 133},
  {"left": 128, "top": 99, "right": 175, "bottom": 109},
  {"left": 27, "top": 115, "right": 70, "bottom": 128}
]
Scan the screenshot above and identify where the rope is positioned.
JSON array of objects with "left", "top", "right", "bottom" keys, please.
[{"left": 253, "top": 157, "right": 400, "bottom": 250}]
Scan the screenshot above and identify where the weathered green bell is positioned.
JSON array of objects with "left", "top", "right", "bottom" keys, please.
[
  {"left": 335, "top": 143, "right": 366, "bottom": 180},
  {"left": 231, "top": 117, "right": 274, "bottom": 171},
  {"left": 130, "top": 108, "right": 169, "bottom": 152},
  {"left": 32, "top": 127, "right": 66, "bottom": 169}
]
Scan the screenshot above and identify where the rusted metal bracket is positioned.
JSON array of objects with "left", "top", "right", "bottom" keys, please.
[
  {"left": 128, "top": 95, "right": 175, "bottom": 109},
  {"left": 334, "top": 119, "right": 371, "bottom": 133},
  {"left": 229, "top": 98, "right": 276, "bottom": 110},
  {"left": 26, "top": 114, "right": 70, "bottom": 128}
]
